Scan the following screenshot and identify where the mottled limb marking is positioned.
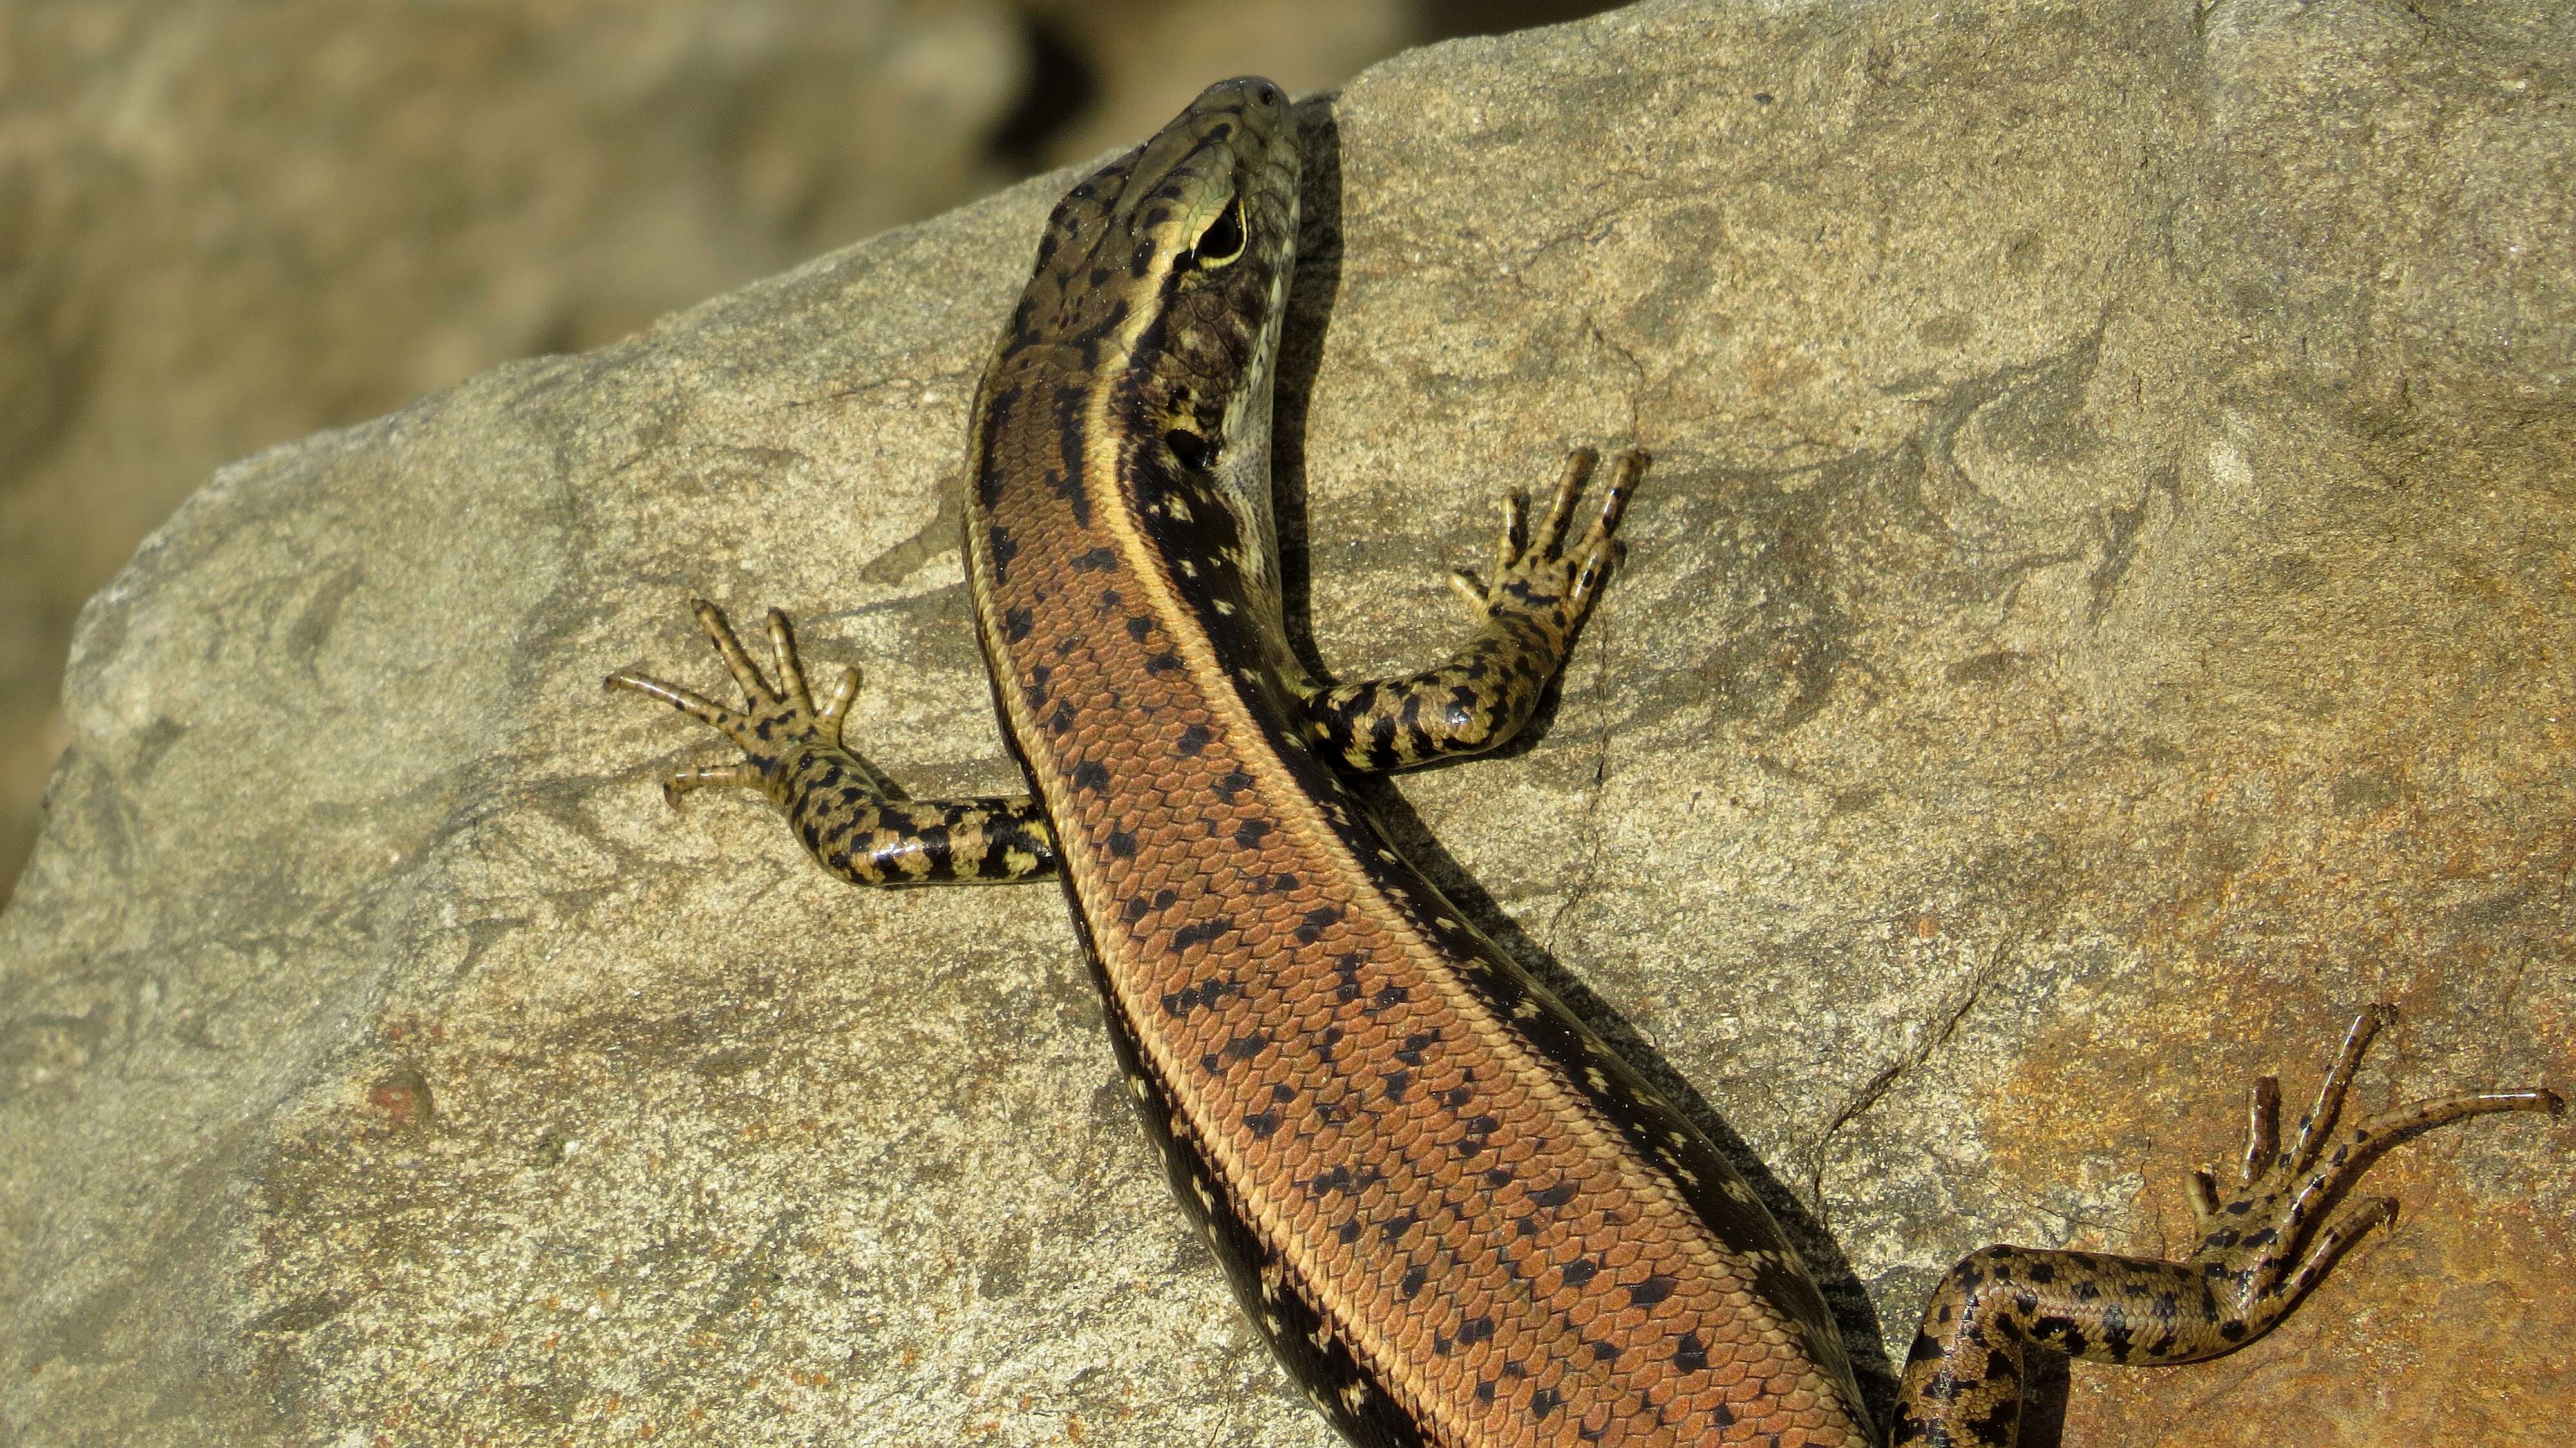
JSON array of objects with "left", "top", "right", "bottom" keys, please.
[
  {"left": 606, "top": 599, "right": 1057, "bottom": 885},
  {"left": 1299, "top": 447, "right": 1645, "bottom": 773},
  {"left": 1892, "top": 1004, "right": 2561, "bottom": 1447}
]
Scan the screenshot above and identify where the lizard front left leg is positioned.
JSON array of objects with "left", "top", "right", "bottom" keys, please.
[
  {"left": 607, "top": 599, "right": 1056, "bottom": 886},
  {"left": 1893, "top": 1005, "right": 2561, "bottom": 1447},
  {"left": 1296, "top": 446, "right": 1643, "bottom": 773}
]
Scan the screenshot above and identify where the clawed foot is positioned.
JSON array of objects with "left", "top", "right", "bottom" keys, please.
[
  {"left": 604, "top": 599, "right": 874, "bottom": 808},
  {"left": 1895, "top": 1008, "right": 2554, "bottom": 1443},
  {"left": 606, "top": 598, "right": 1054, "bottom": 885},
  {"left": 1446, "top": 446, "right": 1645, "bottom": 635},
  {"left": 2184, "top": 1004, "right": 2561, "bottom": 1335}
]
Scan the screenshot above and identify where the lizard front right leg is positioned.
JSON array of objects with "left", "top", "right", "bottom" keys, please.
[
  {"left": 607, "top": 599, "right": 1056, "bottom": 886},
  {"left": 1893, "top": 1005, "right": 2560, "bottom": 1447}
]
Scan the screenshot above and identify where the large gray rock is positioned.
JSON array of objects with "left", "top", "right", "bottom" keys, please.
[
  {"left": 0, "top": 0, "right": 1031, "bottom": 920},
  {"left": 5, "top": 1, "right": 2569, "bottom": 1443},
  {"left": 0, "top": 0, "right": 1473, "bottom": 916}
]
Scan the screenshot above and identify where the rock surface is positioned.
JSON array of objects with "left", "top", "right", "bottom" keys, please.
[
  {"left": 0, "top": 0, "right": 1027, "bottom": 912},
  {"left": 5, "top": 1, "right": 2571, "bottom": 1444},
  {"left": 0, "top": 0, "right": 1528, "bottom": 909}
]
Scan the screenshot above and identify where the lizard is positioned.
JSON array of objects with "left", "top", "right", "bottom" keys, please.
[{"left": 606, "top": 76, "right": 2562, "bottom": 1447}]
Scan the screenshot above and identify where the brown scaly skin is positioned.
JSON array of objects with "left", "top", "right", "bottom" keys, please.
[
  {"left": 609, "top": 76, "right": 2562, "bottom": 1448},
  {"left": 1895, "top": 1006, "right": 2560, "bottom": 1447}
]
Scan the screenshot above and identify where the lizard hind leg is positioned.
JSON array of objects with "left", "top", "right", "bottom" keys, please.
[{"left": 1893, "top": 1004, "right": 2561, "bottom": 1448}]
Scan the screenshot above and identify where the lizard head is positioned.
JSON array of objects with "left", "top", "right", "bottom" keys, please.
[{"left": 1012, "top": 76, "right": 1304, "bottom": 603}]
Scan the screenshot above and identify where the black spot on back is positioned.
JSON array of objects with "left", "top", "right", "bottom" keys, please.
[{"left": 1172, "top": 917, "right": 1235, "bottom": 951}]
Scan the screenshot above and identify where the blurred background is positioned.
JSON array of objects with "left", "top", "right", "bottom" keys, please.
[{"left": 0, "top": 0, "right": 1615, "bottom": 906}]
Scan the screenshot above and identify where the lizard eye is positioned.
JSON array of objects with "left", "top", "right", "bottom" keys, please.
[
  {"left": 1166, "top": 427, "right": 1214, "bottom": 471},
  {"left": 1188, "top": 196, "right": 1246, "bottom": 269}
]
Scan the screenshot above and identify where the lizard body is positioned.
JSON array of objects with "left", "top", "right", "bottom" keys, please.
[{"left": 608, "top": 78, "right": 2560, "bottom": 1447}]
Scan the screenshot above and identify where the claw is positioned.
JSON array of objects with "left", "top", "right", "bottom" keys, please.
[
  {"left": 2186, "top": 1167, "right": 2222, "bottom": 1228},
  {"left": 604, "top": 669, "right": 738, "bottom": 733},
  {"left": 1497, "top": 491, "right": 1529, "bottom": 578},
  {"left": 1564, "top": 450, "right": 1645, "bottom": 618},
  {"left": 767, "top": 607, "right": 815, "bottom": 714},
  {"left": 694, "top": 598, "right": 777, "bottom": 705},
  {"left": 818, "top": 665, "right": 861, "bottom": 746},
  {"left": 2354, "top": 1085, "right": 2567, "bottom": 1139},
  {"left": 2243, "top": 1074, "right": 2280, "bottom": 1185},
  {"left": 1577, "top": 448, "right": 1645, "bottom": 560},
  {"left": 1531, "top": 447, "right": 1596, "bottom": 558},
  {"left": 2291, "top": 1004, "right": 2389, "bottom": 1173},
  {"left": 661, "top": 763, "right": 760, "bottom": 807},
  {"left": 2284, "top": 1194, "right": 2399, "bottom": 1304}
]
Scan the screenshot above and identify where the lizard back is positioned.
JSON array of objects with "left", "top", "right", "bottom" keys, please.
[{"left": 960, "top": 78, "right": 1871, "bottom": 1448}]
